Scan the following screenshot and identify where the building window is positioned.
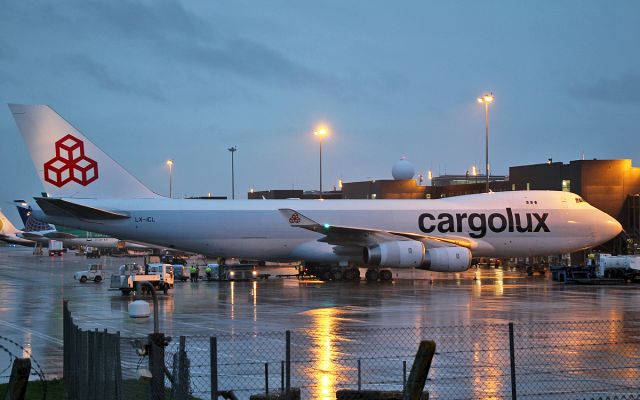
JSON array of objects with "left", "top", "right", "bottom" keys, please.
[
  {"left": 526, "top": 183, "right": 530, "bottom": 191},
  {"left": 511, "top": 184, "right": 516, "bottom": 191},
  {"left": 562, "top": 180, "right": 571, "bottom": 192}
]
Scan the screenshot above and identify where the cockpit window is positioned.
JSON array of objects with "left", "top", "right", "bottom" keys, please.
[{"left": 575, "top": 197, "right": 584, "bottom": 203}]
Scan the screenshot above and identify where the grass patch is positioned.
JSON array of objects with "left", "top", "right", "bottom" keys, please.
[
  {"left": 0, "top": 378, "right": 202, "bottom": 399},
  {"left": 0, "top": 378, "right": 63, "bottom": 400}
]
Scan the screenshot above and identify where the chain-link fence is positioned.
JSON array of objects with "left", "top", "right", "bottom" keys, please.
[{"left": 116, "top": 320, "right": 640, "bottom": 400}]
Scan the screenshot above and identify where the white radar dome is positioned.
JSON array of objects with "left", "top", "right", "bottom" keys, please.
[{"left": 392, "top": 158, "right": 415, "bottom": 180}]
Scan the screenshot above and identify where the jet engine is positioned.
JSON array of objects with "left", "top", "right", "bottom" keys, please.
[{"left": 364, "top": 241, "right": 472, "bottom": 272}]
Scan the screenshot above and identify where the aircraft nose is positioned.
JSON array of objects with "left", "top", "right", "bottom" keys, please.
[{"left": 597, "top": 212, "right": 622, "bottom": 242}]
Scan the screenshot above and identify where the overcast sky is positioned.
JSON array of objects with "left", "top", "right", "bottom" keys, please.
[{"left": 1, "top": 1, "right": 639, "bottom": 222}]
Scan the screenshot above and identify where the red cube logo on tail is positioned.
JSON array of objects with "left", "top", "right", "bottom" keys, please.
[{"left": 44, "top": 134, "right": 98, "bottom": 187}]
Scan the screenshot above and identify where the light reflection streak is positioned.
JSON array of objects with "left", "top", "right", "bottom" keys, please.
[
  {"left": 306, "top": 308, "right": 340, "bottom": 400},
  {"left": 252, "top": 281, "right": 257, "bottom": 322},
  {"left": 230, "top": 281, "right": 235, "bottom": 320}
]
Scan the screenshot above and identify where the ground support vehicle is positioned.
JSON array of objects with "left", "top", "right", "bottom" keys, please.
[
  {"left": 597, "top": 254, "right": 640, "bottom": 281},
  {"left": 48, "top": 240, "right": 64, "bottom": 256},
  {"left": 110, "top": 263, "right": 175, "bottom": 294},
  {"left": 85, "top": 247, "right": 101, "bottom": 259},
  {"left": 173, "top": 265, "right": 190, "bottom": 282},
  {"left": 208, "top": 264, "right": 258, "bottom": 281},
  {"left": 74, "top": 264, "right": 104, "bottom": 283}
]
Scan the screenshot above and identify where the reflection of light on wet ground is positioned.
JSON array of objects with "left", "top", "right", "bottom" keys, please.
[
  {"left": 230, "top": 281, "right": 235, "bottom": 320},
  {"left": 494, "top": 268, "right": 504, "bottom": 296},
  {"left": 471, "top": 340, "right": 503, "bottom": 400},
  {"left": 252, "top": 281, "right": 257, "bottom": 322},
  {"left": 306, "top": 308, "right": 339, "bottom": 400}
]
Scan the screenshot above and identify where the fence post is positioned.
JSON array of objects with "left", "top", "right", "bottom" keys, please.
[
  {"left": 63, "top": 300, "right": 69, "bottom": 399},
  {"left": 509, "top": 322, "right": 517, "bottom": 400},
  {"left": 114, "top": 331, "right": 123, "bottom": 400},
  {"left": 265, "top": 363, "right": 269, "bottom": 395},
  {"left": 149, "top": 332, "right": 166, "bottom": 400},
  {"left": 357, "top": 359, "right": 361, "bottom": 391},
  {"left": 95, "top": 329, "right": 104, "bottom": 400},
  {"left": 174, "top": 336, "right": 190, "bottom": 400},
  {"left": 281, "top": 361, "right": 284, "bottom": 392},
  {"left": 403, "top": 360, "right": 407, "bottom": 395},
  {"left": 210, "top": 336, "right": 218, "bottom": 400},
  {"left": 285, "top": 330, "right": 291, "bottom": 398}
]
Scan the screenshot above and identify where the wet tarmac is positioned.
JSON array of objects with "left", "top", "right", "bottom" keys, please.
[{"left": 1, "top": 246, "right": 640, "bottom": 398}]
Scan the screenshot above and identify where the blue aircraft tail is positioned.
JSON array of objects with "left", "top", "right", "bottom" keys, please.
[{"left": 14, "top": 200, "right": 55, "bottom": 232}]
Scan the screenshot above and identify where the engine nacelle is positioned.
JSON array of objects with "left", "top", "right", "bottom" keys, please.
[
  {"left": 417, "top": 247, "right": 472, "bottom": 273},
  {"left": 364, "top": 241, "right": 472, "bottom": 272},
  {"left": 364, "top": 241, "right": 426, "bottom": 268}
]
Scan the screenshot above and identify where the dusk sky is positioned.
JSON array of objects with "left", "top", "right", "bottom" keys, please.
[{"left": 1, "top": 1, "right": 639, "bottom": 222}]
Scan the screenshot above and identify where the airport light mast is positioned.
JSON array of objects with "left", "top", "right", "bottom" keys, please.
[
  {"left": 228, "top": 146, "right": 237, "bottom": 200},
  {"left": 477, "top": 93, "right": 494, "bottom": 193},
  {"left": 166, "top": 159, "right": 174, "bottom": 198},
  {"left": 314, "top": 127, "right": 329, "bottom": 199}
]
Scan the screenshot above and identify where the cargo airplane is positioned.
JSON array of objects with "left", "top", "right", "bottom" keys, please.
[{"left": 8, "top": 104, "right": 623, "bottom": 280}]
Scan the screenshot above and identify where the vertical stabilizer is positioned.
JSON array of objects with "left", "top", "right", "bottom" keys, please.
[
  {"left": 0, "top": 210, "right": 19, "bottom": 235},
  {"left": 9, "top": 104, "right": 160, "bottom": 199},
  {"left": 14, "top": 201, "right": 55, "bottom": 232}
]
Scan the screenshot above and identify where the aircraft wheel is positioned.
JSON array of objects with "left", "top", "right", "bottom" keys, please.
[
  {"left": 332, "top": 269, "right": 343, "bottom": 281},
  {"left": 380, "top": 269, "right": 393, "bottom": 282},
  {"left": 320, "top": 271, "right": 332, "bottom": 281},
  {"left": 80, "top": 276, "right": 87, "bottom": 283},
  {"left": 344, "top": 268, "right": 357, "bottom": 281},
  {"left": 94, "top": 276, "right": 102, "bottom": 283},
  {"left": 365, "top": 269, "right": 378, "bottom": 282}
]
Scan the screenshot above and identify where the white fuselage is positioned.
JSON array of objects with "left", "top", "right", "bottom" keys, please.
[{"left": 36, "top": 191, "right": 621, "bottom": 264}]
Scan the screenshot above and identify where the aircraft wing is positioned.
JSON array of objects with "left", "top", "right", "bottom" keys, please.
[
  {"left": 278, "top": 208, "right": 475, "bottom": 249},
  {"left": 43, "top": 232, "right": 78, "bottom": 239},
  {"left": 18, "top": 232, "right": 44, "bottom": 240}
]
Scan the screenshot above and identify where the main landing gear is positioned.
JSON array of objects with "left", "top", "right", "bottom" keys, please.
[
  {"left": 317, "top": 266, "right": 361, "bottom": 282},
  {"left": 365, "top": 268, "right": 393, "bottom": 282}
]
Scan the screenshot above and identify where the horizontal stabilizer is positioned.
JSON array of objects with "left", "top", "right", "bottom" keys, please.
[{"left": 35, "top": 197, "right": 130, "bottom": 220}]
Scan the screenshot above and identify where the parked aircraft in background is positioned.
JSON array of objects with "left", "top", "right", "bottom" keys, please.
[
  {"left": 9, "top": 104, "right": 623, "bottom": 280},
  {"left": 0, "top": 209, "right": 36, "bottom": 246},
  {"left": 14, "top": 199, "right": 155, "bottom": 251}
]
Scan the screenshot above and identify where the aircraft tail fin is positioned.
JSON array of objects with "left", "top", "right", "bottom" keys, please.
[
  {"left": 14, "top": 200, "right": 55, "bottom": 232},
  {"left": 0, "top": 209, "right": 19, "bottom": 235},
  {"left": 8, "top": 104, "right": 160, "bottom": 199}
]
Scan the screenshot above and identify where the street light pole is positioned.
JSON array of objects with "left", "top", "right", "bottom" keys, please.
[
  {"left": 228, "top": 147, "right": 237, "bottom": 200},
  {"left": 313, "top": 128, "right": 329, "bottom": 199},
  {"left": 477, "top": 93, "right": 494, "bottom": 193},
  {"left": 166, "top": 159, "right": 174, "bottom": 198}
]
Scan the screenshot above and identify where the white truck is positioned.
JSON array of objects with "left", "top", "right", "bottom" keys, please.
[
  {"left": 48, "top": 240, "right": 64, "bottom": 256},
  {"left": 74, "top": 264, "right": 104, "bottom": 283},
  {"left": 110, "top": 263, "right": 175, "bottom": 295}
]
